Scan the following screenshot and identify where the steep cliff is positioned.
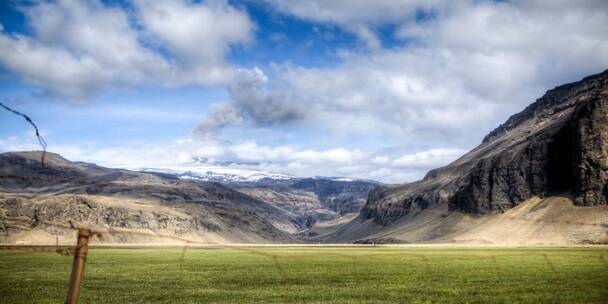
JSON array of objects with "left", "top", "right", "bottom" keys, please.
[
  {"left": 332, "top": 70, "right": 608, "bottom": 243},
  {"left": 450, "top": 71, "right": 608, "bottom": 213}
]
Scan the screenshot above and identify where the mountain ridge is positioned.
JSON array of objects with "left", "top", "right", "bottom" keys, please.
[
  {"left": 326, "top": 69, "right": 608, "bottom": 244},
  {"left": 0, "top": 151, "right": 378, "bottom": 244},
  {"left": 0, "top": 151, "right": 300, "bottom": 244}
]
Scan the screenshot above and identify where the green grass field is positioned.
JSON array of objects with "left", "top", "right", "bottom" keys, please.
[{"left": 1, "top": 246, "right": 607, "bottom": 303}]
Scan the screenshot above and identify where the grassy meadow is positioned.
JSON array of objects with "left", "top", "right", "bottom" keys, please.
[{"left": 1, "top": 246, "right": 607, "bottom": 303}]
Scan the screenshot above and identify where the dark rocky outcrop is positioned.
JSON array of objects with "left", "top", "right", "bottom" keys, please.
[
  {"left": 572, "top": 92, "right": 608, "bottom": 206},
  {"left": 359, "top": 70, "right": 608, "bottom": 225}
]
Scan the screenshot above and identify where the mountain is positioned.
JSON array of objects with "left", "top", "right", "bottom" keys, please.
[
  {"left": 0, "top": 151, "right": 379, "bottom": 244},
  {"left": 129, "top": 161, "right": 380, "bottom": 236},
  {"left": 328, "top": 70, "right": 608, "bottom": 245},
  {"left": 134, "top": 161, "right": 374, "bottom": 185},
  {"left": 234, "top": 178, "right": 380, "bottom": 238},
  {"left": 0, "top": 151, "right": 301, "bottom": 244},
  {"left": 134, "top": 164, "right": 293, "bottom": 184}
]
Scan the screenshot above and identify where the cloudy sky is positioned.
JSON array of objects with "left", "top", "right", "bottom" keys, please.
[{"left": 1, "top": 0, "right": 607, "bottom": 183}]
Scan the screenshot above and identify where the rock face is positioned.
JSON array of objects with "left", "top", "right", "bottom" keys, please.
[
  {"left": 573, "top": 91, "right": 608, "bottom": 206},
  {"left": 289, "top": 178, "right": 379, "bottom": 215},
  {"left": 0, "top": 152, "right": 299, "bottom": 244},
  {"left": 235, "top": 178, "right": 379, "bottom": 233},
  {"left": 358, "top": 70, "right": 608, "bottom": 226},
  {"left": 0, "top": 151, "right": 378, "bottom": 244}
]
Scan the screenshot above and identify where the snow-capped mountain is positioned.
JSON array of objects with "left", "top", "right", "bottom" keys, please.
[
  {"left": 124, "top": 157, "right": 379, "bottom": 184},
  {"left": 134, "top": 164, "right": 294, "bottom": 183}
]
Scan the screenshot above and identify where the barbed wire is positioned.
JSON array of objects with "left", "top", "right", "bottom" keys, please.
[
  {"left": 0, "top": 245, "right": 75, "bottom": 255},
  {"left": 0, "top": 101, "right": 47, "bottom": 166}
]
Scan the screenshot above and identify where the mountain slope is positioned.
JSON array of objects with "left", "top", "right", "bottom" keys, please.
[
  {"left": 235, "top": 178, "right": 379, "bottom": 237},
  {"left": 132, "top": 161, "right": 379, "bottom": 235},
  {"left": 0, "top": 152, "right": 300, "bottom": 244},
  {"left": 328, "top": 70, "right": 608, "bottom": 244}
]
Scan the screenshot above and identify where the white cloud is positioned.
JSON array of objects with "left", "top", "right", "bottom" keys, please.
[
  {"left": 393, "top": 148, "right": 466, "bottom": 168},
  {"left": 134, "top": 0, "right": 254, "bottom": 85},
  {"left": 188, "top": 0, "right": 608, "bottom": 182},
  {"left": 1, "top": 133, "right": 460, "bottom": 182},
  {"left": 371, "top": 155, "right": 390, "bottom": 165},
  {"left": 266, "top": 0, "right": 444, "bottom": 49},
  {"left": 0, "top": 0, "right": 254, "bottom": 99},
  {"left": 228, "top": 141, "right": 362, "bottom": 164},
  {"left": 0, "top": 135, "right": 41, "bottom": 152},
  {"left": 243, "top": 0, "right": 608, "bottom": 146},
  {"left": 291, "top": 147, "right": 363, "bottom": 164},
  {"left": 0, "top": 0, "right": 161, "bottom": 99}
]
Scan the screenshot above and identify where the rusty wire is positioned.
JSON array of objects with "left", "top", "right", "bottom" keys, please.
[{"left": 0, "top": 101, "right": 47, "bottom": 166}]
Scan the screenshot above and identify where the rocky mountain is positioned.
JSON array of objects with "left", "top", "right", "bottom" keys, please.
[
  {"left": 234, "top": 178, "right": 379, "bottom": 238},
  {"left": 135, "top": 164, "right": 294, "bottom": 184},
  {"left": 0, "top": 151, "right": 301, "bottom": 244},
  {"left": 133, "top": 157, "right": 375, "bottom": 184},
  {"left": 0, "top": 151, "right": 378, "bottom": 244},
  {"left": 328, "top": 70, "right": 608, "bottom": 245},
  {"left": 131, "top": 161, "right": 379, "bottom": 236}
]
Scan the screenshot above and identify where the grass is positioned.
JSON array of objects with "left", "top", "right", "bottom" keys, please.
[{"left": 1, "top": 246, "right": 607, "bottom": 303}]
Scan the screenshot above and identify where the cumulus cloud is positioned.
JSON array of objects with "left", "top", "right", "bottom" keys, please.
[
  {"left": 0, "top": 0, "right": 253, "bottom": 99},
  {"left": 393, "top": 148, "right": 466, "bottom": 168},
  {"left": 1, "top": 132, "right": 463, "bottom": 183},
  {"left": 195, "top": 68, "right": 308, "bottom": 136},
  {"left": 0, "top": 0, "right": 163, "bottom": 98},
  {"left": 134, "top": 0, "right": 254, "bottom": 85},
  {"left": 266, "top": 0, "right": 443, "bottom": 49},
  {"left": 188, "top": 0, "right": 608, "bottom": 182},
  {"left": 255, "top": 0, "right": 608, "bottom": 146}
]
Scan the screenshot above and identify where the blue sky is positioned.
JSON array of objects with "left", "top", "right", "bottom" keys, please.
[{"left": 1, "top": 0, "right": 607, "bottom": 182}]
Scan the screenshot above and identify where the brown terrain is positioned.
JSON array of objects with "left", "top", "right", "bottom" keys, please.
[{"left": 0, "top": 151, "right": 299, "bottom": 245}]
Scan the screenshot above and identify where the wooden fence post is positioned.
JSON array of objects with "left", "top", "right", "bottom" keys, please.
[{"left": 65, "top": 228, "right": 91, "bottom": 304}]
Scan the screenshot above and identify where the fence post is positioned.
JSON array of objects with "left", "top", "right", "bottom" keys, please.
[{"left": 65, "top": 228, "right": 91, "bottom": 304}]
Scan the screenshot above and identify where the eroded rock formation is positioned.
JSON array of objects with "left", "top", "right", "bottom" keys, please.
[{"left": 360, "top": 70, "right": 608, "bottom": 225}]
